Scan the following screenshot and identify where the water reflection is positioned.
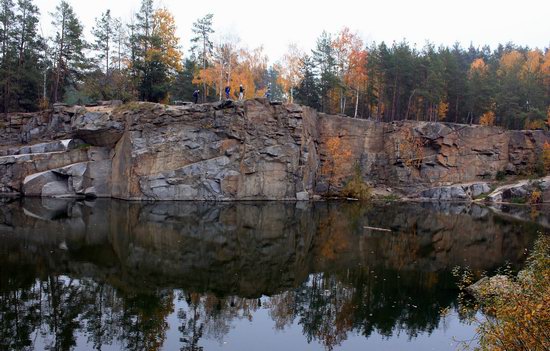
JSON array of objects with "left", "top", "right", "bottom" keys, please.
[{"left": 0, "top": 199, "right": 543, "bottom": 350}]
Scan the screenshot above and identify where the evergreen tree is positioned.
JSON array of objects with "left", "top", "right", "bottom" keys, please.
[
  {"left": 0, "top": 0, "right": 43, "bottom": 113},
  {"left": 0, "top": 0, "right": 16, "bottom": 113},
  {"left": 171, "top": 58, "right": 197, "bottom": 102},
  {"left": 50, "top": 0, "right": 87, "bottom": 103},
  {"left": 312, "top": 31, "right": 337, "bottom": 113},
  {"left": 295, "top": 55, "right": 320, "bottom": 109},
  {"left": 92, "top": 10, "right": 113, "bottom": 75},
  {"left": 129, "top": 1, "right": 182, "bottom": 102},
  {"left": 190, "top": 14, "right": 214, "bottom": 102}
]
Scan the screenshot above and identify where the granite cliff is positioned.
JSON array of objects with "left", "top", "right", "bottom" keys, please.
[{"left": 1, "top": 99, "right": 549, "bottom": 201}]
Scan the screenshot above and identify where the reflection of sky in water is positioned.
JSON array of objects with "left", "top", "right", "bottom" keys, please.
[
  {"left": 27, "top": 283, "right": 477, "bottom": 351},
  {"left": 1, "top": 199, "right": 544, "bottom": 350},
  {"left": 163, "top": 296, "right": 477, "bottom": 351}
]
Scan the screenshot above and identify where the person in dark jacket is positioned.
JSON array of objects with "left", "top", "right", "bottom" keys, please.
[
  {"left": 193, "top": 89, "right": 199, "bottom": 104},
  {"left": 225, "top": 86, "right": 230, "bottom": 99},
  {"left": 239, "top": 84, "right": 245, "bottom": 100}
]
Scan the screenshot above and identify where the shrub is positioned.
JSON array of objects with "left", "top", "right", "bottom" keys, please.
[
  {"left": 530, "top": 190, "right": 542, "bottom": 204},
  {"left": 495, "top": 171, "right": 506, "bottom": 181},
  {"left": 455, "top": 235, "right": 550, "bottom": 351},
  {"left": 479, "top": 111, "right": 495, "bottom": 126},
  {"left": 542, "top": 142, "right": 550, "bottom": 175},
  {"left": 341, "top": 163, "right": 372, "bottom": 201}
]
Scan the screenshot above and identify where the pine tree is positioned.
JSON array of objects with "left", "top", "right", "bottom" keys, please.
[
  {"left": 312, "top": 31, "right": 337, "bottom": 113},
  {"left": 0, "top": 0, "right": 43, "bottom": 113},
  {"left": 92, "top": 10, "right": 113, "bottom": 75},
  {"left": 13, "top": 0, "right": 43, "bottom": 111},
  {"left": 171, "top": 58, "right": 197, "bottom": 102},
  {"left": 295, "top": 55, "right": 320, "bottom": 109},
  {"left": 50, "top": 0, "right": 87, "bottom": 103},
  {"left": 0, "top": 0, "right": 16, "bottom": 113},
  {"left": 190, "top": 14, "right": 214, "bottom": 102}
]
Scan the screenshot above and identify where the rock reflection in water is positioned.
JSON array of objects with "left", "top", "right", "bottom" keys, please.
[{"left": 0, "top": 199, "right": 542, "bottom": 350}]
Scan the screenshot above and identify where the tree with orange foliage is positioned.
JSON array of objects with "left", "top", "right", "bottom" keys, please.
[
  {"left": 151, "top": 8, "right": 182, "bottom": 73},
  {"left": 479, "top": 111, "right": 495, "bottom": 126},
  {"left": 345, "top": 48, "right": 368, "bottom": 118},
  {"left": 467, "top": 58, "right": 492, "bottom": 124},
  {"left": 332, "top": 27, "right": 363, "bottom": 114},
  {"left": 127, "top": 1, "right": 183, "bottom": 102},
  {"left": 195, "top": 35, "right": 239, "bottom": 100},
  {"left": 195, "top": 35, "right": 269, "bottom": 101},
  {"left": 438, "top": 101, "right": 449, "bottom": 121},
  {"left": 322, "top": 136, "right": 353, "bottom": 195}
]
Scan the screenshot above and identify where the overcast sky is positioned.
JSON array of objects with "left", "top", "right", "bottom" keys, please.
[{"left": 34, "top": 0, "right": 550, "bottom": 62}]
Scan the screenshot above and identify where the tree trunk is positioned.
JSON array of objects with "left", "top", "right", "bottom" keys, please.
[
  {"left": 454, "top": 95, "right": 459, "bottom": 123},
  {"left": 354, "top": 90, "right": 359, "bottom": 118},
  {"left": 202, "top": 35, "right": 207, "bottom": 102},
  {"left": 405, "top": 89, "right": 416, "bottom": 121},
  {"left": 53, "top": 12, "right": 66, "bottom": 103},
  {"left": 391, "top": 75, "right": 397, "bottom": 122}
]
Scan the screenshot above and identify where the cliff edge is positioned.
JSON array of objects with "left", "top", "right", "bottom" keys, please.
[{"left": 1, "top": 99, "right": 549, "bottom": 201}]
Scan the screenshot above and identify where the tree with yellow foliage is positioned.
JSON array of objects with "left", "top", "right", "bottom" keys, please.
[
  {"left": 128, "top": 1, "right": 183, "bottom": 102},
  {"left": 479, "top": 111, "right": 495, "bottom": 126},
  {"left": 332, "top": 27, "right": 363, "bottom": 114},
  {"left": 277, "top": 44, "right": 304, "bottom": 103},
  {"left": 151, "top": 8, "right": 182, "bottom": 73},
  {"left": 321, "top": 136, "right": 353, "bottom": 195},
  {"left": 345, "top": 48, "right": 368, "bottom": 118},
  {"left": 195, "top": 35, "right": 269, "bottom": 101},
  {"left": 467, "top": 58, "right": 492, "bottom": 124}
]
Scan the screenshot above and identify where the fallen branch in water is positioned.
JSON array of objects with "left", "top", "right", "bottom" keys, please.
[{"left": 364, "top": 226, "right": 392, "bottom": 232}]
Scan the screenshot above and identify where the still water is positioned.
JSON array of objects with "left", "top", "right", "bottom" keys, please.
[{"left": 0, "top": 198, "right": 545, "bottom": 350}]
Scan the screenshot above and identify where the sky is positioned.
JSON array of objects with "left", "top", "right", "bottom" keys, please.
[{"left": 34, "top": 0, "right": 550, "bottom": 62}]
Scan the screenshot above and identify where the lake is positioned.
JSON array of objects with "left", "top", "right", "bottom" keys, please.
[{"left": 0, "top": 198, "right": 545, "bottom": 350}]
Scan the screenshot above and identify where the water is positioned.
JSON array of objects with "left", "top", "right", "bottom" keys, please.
[{"left": 0, "top": 198, "right": 545, "bottom": 350}]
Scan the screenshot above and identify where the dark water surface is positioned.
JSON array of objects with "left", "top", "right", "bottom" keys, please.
[{"left": 0, "top": 199, "right": 545, "bottom": 350}]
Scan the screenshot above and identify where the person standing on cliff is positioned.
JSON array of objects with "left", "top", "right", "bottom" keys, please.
[
  {"left": 193, "top": 89, "right": 200, "bottom": 104},
  {"left": 239, "top": 84, "right": 245, "bottom": 100},
  {"left": 225, "top": 86, "right": 230, "bottom": 100}
]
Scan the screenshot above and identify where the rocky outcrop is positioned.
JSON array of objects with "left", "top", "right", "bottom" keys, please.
[
  {"left": 317, "top": 116, "right": 549, "bottom": 194},
  {"left": 486, "top": 176, "right": 550, "bottom": 203},
  {"left": 22, "top": 160, "right": 111, "bottom": 198},
  {"left": 1, "top": 100, "right": 549, "bottom": 200},
  {"left": 418, "top": 182, "right": 492, "bottom": 201}
]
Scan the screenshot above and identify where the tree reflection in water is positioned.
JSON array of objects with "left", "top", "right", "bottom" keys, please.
[{"left": 0, "top": 198, "right": 544, "bottom": 350}]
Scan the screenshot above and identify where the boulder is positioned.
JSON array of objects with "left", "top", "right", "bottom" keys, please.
[
  {"left": 466, "top": 275, "right": 515, "bottom": 299},
  {"left": 296, "top": 191, "right": 309, "bottom": 201},
  {"left": 23, "top": 171, "right": 62, "bottom": 196},
  {"left": 485, "top": 177, "right": 550, "bottom": 203},
  {"left": 21, "top": 160, "right": 112, "bottom": 198},
  {"left": 72, "top": 111, "right": 125, "bottom": 147},
  {"left": 42, "top": 180, "right": 71, "bottom": 197}
]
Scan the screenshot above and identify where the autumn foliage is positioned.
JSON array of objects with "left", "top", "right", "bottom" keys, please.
[
  {"left": 322, "top": 136, "right": 353, "bottom": 195},
  {"left": 479, "top": 111, "right": 496, "bottom": 126},
  {"left": 456, "top": 235, "right": 550, "bottom": 351},
  {"left": 542, "top": 142, "right": 550, "bottom": 174}
]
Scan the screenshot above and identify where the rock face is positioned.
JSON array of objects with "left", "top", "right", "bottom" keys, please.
[
  {"left": 419, "top": 182, "right": 492, "bottom": 201},
  {"left": 1, "top": 100, "right": 550, "bottom": 200},
  {"left": 317, "top": 116, "right": 549, "bottom": 194},
  {"left": 110, "top": 100, "right": 318, "bottom": 200}
]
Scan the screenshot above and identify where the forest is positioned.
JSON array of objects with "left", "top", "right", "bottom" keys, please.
[{"left": 1, "top": 0, "right": 550, "bottom": 129}]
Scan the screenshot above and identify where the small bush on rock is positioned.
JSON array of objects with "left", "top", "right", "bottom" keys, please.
[{"left": 341, "top": 164, "right": 372, "bottom": 201}]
